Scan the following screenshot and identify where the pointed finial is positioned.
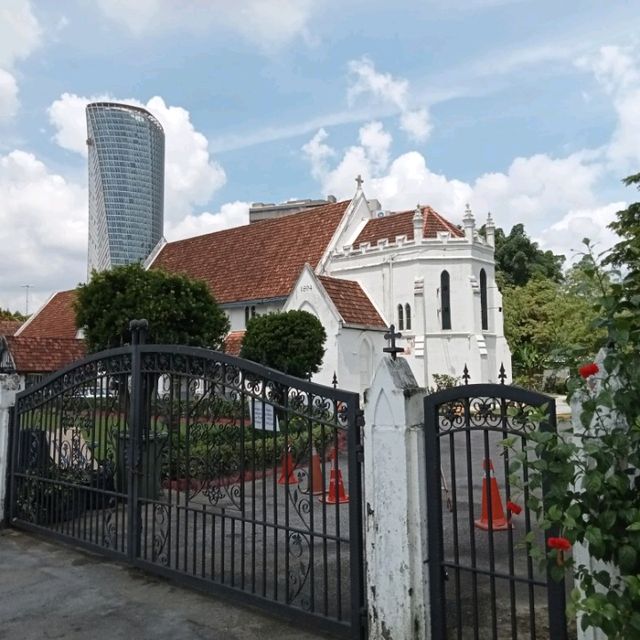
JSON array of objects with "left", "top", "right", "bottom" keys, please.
[
  {"left": 464, "top": 203, "right": 474, "bottom": 220},
  {"left": 355, "top": 174, "right": 364, "bottom": 190},
  {"left": 332, "top": 372, "right": 338, "bottom": 389},
  {"left": 486, "top": 211, "right": 494, "bottom": 226},
  {"left": 413, "top": 203, "right": 423, "bottom": 221},
  {"left": 462, "top": 364, "right": 470, "bottom": 384},
  {"left": 498, "top": 363, "right": 507, "bottom": 384}
]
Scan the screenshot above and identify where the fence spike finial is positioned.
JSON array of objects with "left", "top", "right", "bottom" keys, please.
[
  {"left": 332, "top": 372, "right": 338, "bottom": 389},
  {"left": 462, "top": 364, "right": 470, "bottom": 385},
  {"left": 499, "top": 363, "right": 507, "bottom": 384}
]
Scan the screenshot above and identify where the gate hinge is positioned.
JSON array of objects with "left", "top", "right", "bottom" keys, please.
[{"left": 355, "top": 409, "right": 365, "bottom": 427}]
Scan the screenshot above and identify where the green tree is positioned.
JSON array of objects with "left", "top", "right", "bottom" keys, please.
[
  {"left": 493, "top": 223, "right": 565, "bottom": 287},
  {"left": 240, "top": 310, "right": 326, "bottom": 379},
  {"left": 74, "top": 263, "right": 229, "bottom": 352},
  {"left": 502, "top": 275, "right": 603, "bottom": 386},
  {"left": 0, "top": 308, "right": 27, "bottom": 321},
  {"left": 509, "top": 173, "right": 640, "bottom": 638}
]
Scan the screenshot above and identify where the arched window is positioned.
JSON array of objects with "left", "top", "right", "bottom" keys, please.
[
  {"left": 480, "top": 269, "right": 488, "bottom": 331},
  {"left": 244, "top": 306, "right": 250, "bottom": 327},
  {"left": 441, "top": 271, "right": 451, "bottom": 330},
  {"left": 251, "top": 306, "right": 256, "bottom": 318},
  {"left": 405, "top": 303, "right": 412, "bottom": 330},
  {"left": 397, "top": 304, "right": 404, "bottom": 330}
]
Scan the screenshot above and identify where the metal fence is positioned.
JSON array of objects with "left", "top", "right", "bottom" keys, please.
[
  {"left": 7, "top": 325, "right": 365, "bottom": 639},
  {"left": 424, "top": 377, "right": 568, "bottom": 640}
]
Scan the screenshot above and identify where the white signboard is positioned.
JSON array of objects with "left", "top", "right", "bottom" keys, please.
[{"left": 251, "top": 399, "right": 279, "bottom": 432}]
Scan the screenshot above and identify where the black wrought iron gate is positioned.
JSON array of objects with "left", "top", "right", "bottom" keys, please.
[
  {"left": 424, "top": 382, "right": 568, "bottom": 640},
  {"left": 7, "top": 329, "right": 365, "bottom": 639}
]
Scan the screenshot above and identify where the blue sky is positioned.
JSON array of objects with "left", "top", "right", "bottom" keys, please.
[{"left": 1, "top": 0, "right": 639, "bottom": 313}]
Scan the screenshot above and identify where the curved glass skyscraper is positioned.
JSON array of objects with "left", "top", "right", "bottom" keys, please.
[{"left": 86, "top": 102, "right": 165, "bottom": 275}]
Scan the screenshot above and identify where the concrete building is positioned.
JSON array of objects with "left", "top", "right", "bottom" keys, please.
[
  {"left": 249, "top": 196, "right": 337, "bottom": 224},
  {"left": 86, "top": 102, "right": 165, "bottom": 275}
]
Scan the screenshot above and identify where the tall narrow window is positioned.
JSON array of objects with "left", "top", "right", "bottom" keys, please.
[
  {"left": 251, "top": 306, "right": 256, "bottom": 318},
  {"left": 441, "top": 271, "right": 451, "bottom": 330},
  {"left": 480, "top": 269, "right": 488, "bottom": 330},
  {"left": 405, "top": 304, "right": 412, "bottom": 330},
  {"left": 397, "top": 304, "right": 404, "bottom": 330},
  {"left": 244, "top": 306, "right": 250, "bottom": 327}
]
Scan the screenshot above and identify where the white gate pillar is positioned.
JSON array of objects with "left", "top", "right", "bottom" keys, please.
[
  {"left": 0, "top": 373, "right": 21, "bottom": 523},
  {"left": 364, "top": 356, "right": 429, "bottom": 639}
]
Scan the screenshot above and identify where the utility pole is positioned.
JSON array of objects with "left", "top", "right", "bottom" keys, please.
[{"left": 21, "top": 284, "right": 32, "bottom": 316}]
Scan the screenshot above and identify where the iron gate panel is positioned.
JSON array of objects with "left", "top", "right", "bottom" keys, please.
[
  {"left": 8, "top": 342, "right": 365, "bottom": 639},
  {"left": 424, "top": 384, "right": 567, "bottom": 640}
]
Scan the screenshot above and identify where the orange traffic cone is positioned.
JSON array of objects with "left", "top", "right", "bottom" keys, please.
[
  {"left": 308, "top": 446, "right": 325, "bottom": 495},
  {"left": 320, "top": 468, "right": 349, "bottom": 504},
  {"left": 278, "top": 449, "right": 298, "bottom": 485},
  {"left": 474, "top": 459, "right": 510, "bottom": 531}
]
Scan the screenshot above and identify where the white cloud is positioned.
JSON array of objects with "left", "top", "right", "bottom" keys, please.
[
  {"left": 577, "top": 46, "right": 640, "bottom": 170},
  {"left": 0, "top": 150, "right": 87, "bottom": 313},
  {"left": 166, "top": 201, "right": 251, "bottom": 240},
  {"left": 347, "top": 57, "right": 432, "bottom": 142},
  {"left": 359, "top": 121, "right": 392, "bottom": 172},
  {"left": 536, "top": 202, "right": 624, "bottom": 263},
  {"left": 47, "top": 93, "right": 226, "bottom": 223},
  {"left": 303, "top": 126, "right": 611, "bottom": 256},
  {"left": 95, "top": 0, "right": 319, "bottom": 50},
  {"left": 0, "top": 69, "right": 19, "bottom": 121},
  {"left": 0, "top": 0, "right": 41, "bottom": 68},
  {"left": 301, "top": 128, "right": 335, "bottom": 182}
]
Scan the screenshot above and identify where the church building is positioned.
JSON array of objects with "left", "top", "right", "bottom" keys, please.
[
  {"left": 149, "top": 181, "right": 512, "bottom": 394},
  {"left": 7, "top": 181, "right": 511, "bottom": 395}
]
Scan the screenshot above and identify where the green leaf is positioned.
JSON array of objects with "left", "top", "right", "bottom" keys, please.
[{"left": 618, "top": 544, "right": 637, "bottom": 573}]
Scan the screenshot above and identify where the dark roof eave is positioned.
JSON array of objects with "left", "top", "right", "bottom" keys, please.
[
  {"left": 222, "top": 296, "right": 288, "bottom": 309},
  {"left": 342, "top": 323, "right": 388, "bottom": 332}
]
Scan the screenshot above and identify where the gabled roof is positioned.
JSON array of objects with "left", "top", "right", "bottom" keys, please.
[
  {"left": 151, "top": 200, "right": 350, "bottom": 304},
  {"left": 4, "top": 336, "right": 86, "bottom": 373},
  {"left": 318, "top": 276, "right": 387, "bottom": 329},
  {"left": 0, "top": 319, "right": 22, "bottom": 336},
  {"left": 354, "top": 206, "right": 463, "bottom": 248},
  {"left": 223, "top": 331, "right": 245, "bottom": 356},
  {"left": 16, "top": 290, "right": 78, "bottom": 339}
]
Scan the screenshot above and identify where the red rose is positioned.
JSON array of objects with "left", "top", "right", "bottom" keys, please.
[
  {"left": 579, "top": 363, "right": 599, "bottom": 379},
  {"left": 547, "top": 536, "right": 571, "bottom": 551},
  {"left": 506, "top": 501, "right": 522, "bottom": 515}
]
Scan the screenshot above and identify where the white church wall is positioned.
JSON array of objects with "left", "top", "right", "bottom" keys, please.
[
  {"left": 282, "top": 266, "right": 341, "bottom": 388},
  {"left": 326, "top": 235, "right": 507, "bottom": 387},
  {"left": 224, "top": 301, "right": 286, "bottom": 332},
  {"left": 337, "top": 328, "right": 386, "bottom": 396}
]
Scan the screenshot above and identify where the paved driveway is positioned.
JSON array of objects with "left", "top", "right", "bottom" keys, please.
[{"left": 0, "top": 529, "right": 334, "bottom": 640}]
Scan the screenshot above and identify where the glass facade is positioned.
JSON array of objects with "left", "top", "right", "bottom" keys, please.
[{"left": 86, "top": 102, "right": 164, "bottom": 275}]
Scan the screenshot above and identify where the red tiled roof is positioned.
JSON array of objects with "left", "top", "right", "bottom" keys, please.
[
  {"left": 17, "top": 290, "right": 78, "bottom": 339},
  {"left": 223, "top": 331, "right": 245, "bottom": 356},
  {"left": 5, "top": 336, "right": 86, "bottom": 373},
  {"left": 318, "top": 276, "right": 386, "bottom": 328},
  {"left": 152, "top": 200, "right": 350, "bottom": 304},
  {"left": 0, "top": 319, "right": 22, "bottom": 336},
  {"left": 354, "top": 206, "right": 463, "bottom": 248}
]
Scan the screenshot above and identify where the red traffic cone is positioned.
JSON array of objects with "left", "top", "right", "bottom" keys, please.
[
  {"left": 474, "top": 459, "right": 510, "bottom": 531},
  {"left": 278, "top": 449, "right": 298, "bottom": 485},
  {"left": 309, "top": 446, "right": 325, "bottom": 495},
  {"left": 320, "top": 468, "right": 349, "bottom": 504}
]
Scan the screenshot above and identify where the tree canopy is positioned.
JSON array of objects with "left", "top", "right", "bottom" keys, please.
[
  {"left": 74, "top": 263, "right": 229, "bottom": 352},
  {"left": 0, "top": 308, "right": 27, "bottom": 322},
  {"left": 493, "top": 223, "right": 565, "bottom": 287},
  {"left": 240, "top": 310, "right": 326, "bottom": 379}
]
